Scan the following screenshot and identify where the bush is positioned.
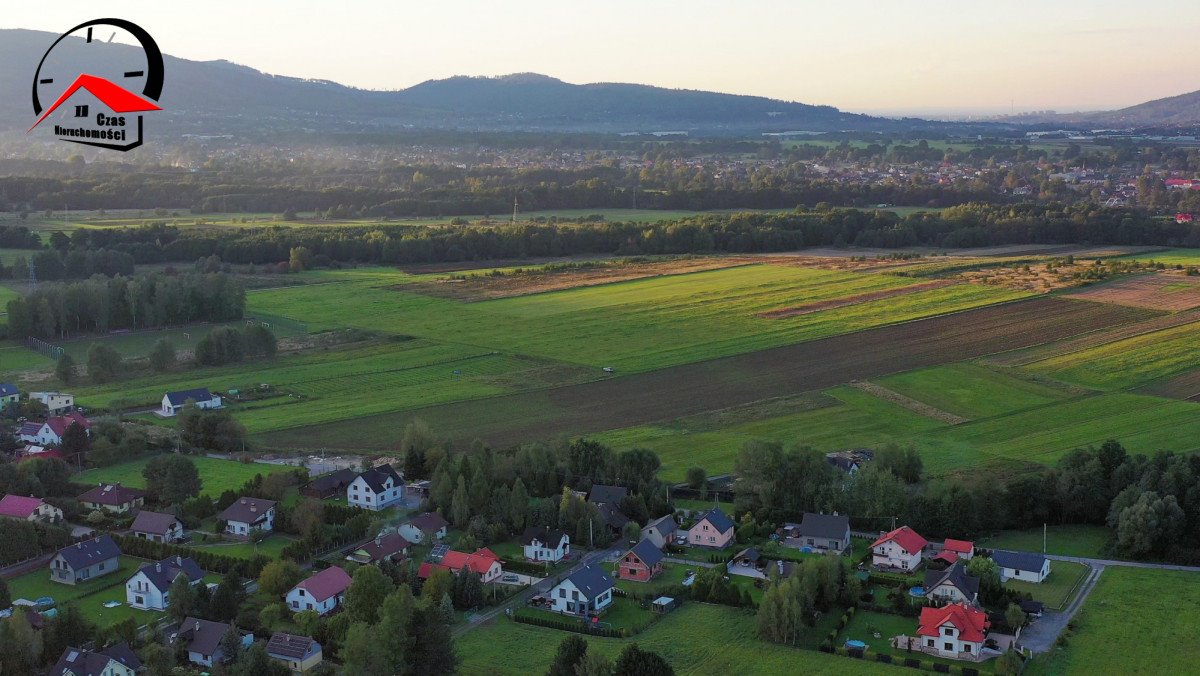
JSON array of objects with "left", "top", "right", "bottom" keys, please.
[{"left": 934, "top": 664, "right": 950, "bottom": 673}]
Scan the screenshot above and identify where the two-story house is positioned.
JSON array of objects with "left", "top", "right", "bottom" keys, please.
[
  {"left": 126, "top": 556, "right": 205, "bottom": 610},
  {"left": 49, "top": 643, "right": 141, "bottom": 676},
  {"left": 0, "top": 494, "right": 63, "bottom": 523},
  {"left": 549, "top": 564, "right": 614, "bottom": 617},
  {"left": 915, "top": 602, "right": 991, "bottom": 660},
  {"left": 169, "top": 617, "right": 253, "bottom": 667},
  {"left": 78, "top": 483, "right": 146, "bottom": 514},
  {"left": 30, "top": 391, "right": 74, "bottom": 416},
  {"left": 346, "top": 463, "right": 404, "bottom": 511},
  {"left": 871, "top": 526, "right": 928, "bottom": 571},
  {"left": 218, "top": 497, "right": 276, "bottom": 536},
  {"left": 50, "top": 536, "right": 121, "bottom": 585},
  {"left": 520, "top": 526, "right": 570, "bottom": 562},
  {"left": 640, "top": 514, "right": 678, "bottom": 550},
  {"left": 286, "top": 566, "right": 353, "bottom": 616},
  {"left": 617, "top": 539, "right": 665, "bottom": 582},
  {"left": 130, "top": 510, "right": 185, "bottom": 543},
  {"left": 924, "top": 562, "right": 980, "bottom": 606},
  {"left": 687, "top": 507, "right": 735, "bottom": 549}
]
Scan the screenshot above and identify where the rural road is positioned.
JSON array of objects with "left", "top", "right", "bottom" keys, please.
[{"left": 1045, "top": 553, "right": 1200, "bottom": 572}]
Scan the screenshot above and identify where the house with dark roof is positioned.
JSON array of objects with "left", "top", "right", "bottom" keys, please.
[
  {"left": 345, "top": 531, "right": 411, "bottom": 565},
  {"left": 0, "top": 494, "right": 63, "bottom": 523},
  {"left": 78, "top": 483, "right": 146, "bottom": 514},
  {"left": 795, "top": 512, "right": 851, "bottom": 553},
  {"left": 160, "top": 388, "right": 222, "bottom": 416},
  {"left": 596, "top": 502, "right": 631, "bottom": 535},
  {"left": 18, "top": 421, "right": 44, "bottom": 443},
  {"left": 871, "top": 526, "right": 928, "bottom": 571},
  {"left": 126, "top": 556, "right": 205, "bottom": 610},
  {"left": 914, "top": 602, "right": 991, "bottom": 660},
  {"left": 618, "top": 539, "right": 665, "bottom": 582},
  {"left": 130, "top": 510, "right": 184, "bottom": 543},
  {"left": 23, "top": 411, "right": 91, "bottom": 446},
  {"left": 267, "top": 632, "right": 324, "bottom": 674},
  {"left": 641, "top": 514, "right": 678, "bottom": 550},
  {"left": 924, "top": 562, "right": 980, "bottom": 606},
  {"left": 300, "top": 468, "right": 356, "bottom": 499},
  {"left": 991, "top": 550, "right": 1051, "bottom": 583},
  {"left": 521, "top": 527, "right": 570, "bottom": 563},
  {"left": 398, "top": 511, "right": 449, "bottom": 544},
  {"left": 218, "top": 497, "right": 276, "bottom": 536},
  {"left": 687, "top": 507, "right": 735, "bottom": 549},
  {"left": 549, "top": 564, "right": 614, "bottom": 616},
  {"left": 50, "top": 643, "right": 141, "bottom": 676},
  {"left": 30, "top": 391, "right": 74, "bottom": 416},
  {"left": 287, "top": 565, "right": 353, "bottom": 616},
  {"left": 587, "top": 484, "right": 628, "bottom": 505},
  {"left": 50, "top": 535, "right": 121, "bottom": 585},
  {"left": 0, "top": 383, "right": 18, "bottom": 410},
  {"left": 347, "top": 463, "right": 404, "bottom": 511},
  {"left": 169, "top": 616, "right": 253, "bottom": 667}
]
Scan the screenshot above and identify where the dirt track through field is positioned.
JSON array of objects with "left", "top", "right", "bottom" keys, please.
[
  {"left": 757, "top": 280, "right": 958, "bottom": 318},
  {"left": 257, "top": 297, "right": 1155, "bottom": 451},
  {"left": 848, "top": 380, "right": 970, "bottom": 424}
]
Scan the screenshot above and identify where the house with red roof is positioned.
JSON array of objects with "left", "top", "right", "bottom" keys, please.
[
  {"left": 913, "top": 601, "right": 991, "bottom": 660},
  {"left": 942, "top": 539, "right": 974, "bottom": 561},
  {"left": 871, "top": 526, "right": 928, "bottom": 571},
  {"left": 0, "top": 494, "right": 62, "bottom": 523},
  {"left": 20, "top": 411, "right": 91, "bottom": 446},
  {"left": 417, "top": 547, "right": 502, "bottom": 583},
  {"left": 286, "top": 566, "right": 352, "bottom": 616}
]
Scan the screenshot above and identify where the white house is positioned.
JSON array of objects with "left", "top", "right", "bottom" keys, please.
[
  {"left": 130, "top": 510, "right": 184, "bottom": 543},
  {"left": 50, "top": 644, "right": 141, "bottom": 676},
  {"left": 161, "top": 388, "right": 223, "bottom": 417},
  {"left": 548, "top": 564, "right": 614, "bottom": 617},
  {"left": 20, "top": 411, "right": 91, "bottom": 446},
  {"left": 871, "top": 526, "right": 928, "bottom": 571},
  {"left": 286, "top": 566, "right": 353, "bottom": 616},
  {"left": 170, "top": 617, "right": 253, "bottom": 667},
  {"left": 915, "top": 602, "right": 991, "bottom": 660},
  {"left": 218, "top": 497, "right": 276, "bottom": 536},
  {"left": 398, "top": 511, "right": 449, "bottom": 544},
  {"left": 924, "top": 563, "right": 980, "bottom": 606},
  {"left": 30, "top": 391, "right": 74, "bottom": 415},
  {"left": 641, "top": 514, "right": 678, "bottom": 550},
  {"left": 992, "top": 550, "right": 1051, "bottom": 583},
  {"left": 346, "top": 463, "right": 404, "bottom": 511},
  {"left": 126, "top": 556, "right": 205, "bottom": 611},
  {"left": 0, "top": 494, "right": 63, "bottom": 523},
  {"left": 520, "top": 526, "right": 570, "bottom": 562}
]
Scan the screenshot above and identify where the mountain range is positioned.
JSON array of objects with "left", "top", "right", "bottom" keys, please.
[{"left": 1, "top": 28, "right": 1199, "bottom": 138}]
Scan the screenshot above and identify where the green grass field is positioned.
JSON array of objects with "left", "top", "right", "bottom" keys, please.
[
  {"left": 1027, "top": 567, "right": 1200, "bottom": 675},
  {"left": 1006, "top": 561, "right": 1089, "bottom": 611},
  {"left": 837, "top": 610, "right": 990, "bottom": 672},
  {"left": 1027, "top": 322, "right": 1200, "bottom": 390},
  {"left": 76, "top": 456, "right": 293, "bottom": 498},
  {"left": 1116, "top": 248, "right": 1200, "bottom": 266},
  {"left": 457, "top": 603, "right": 895, "bottom": 675},
  {"left": 614, "top": 563, "right": 695, "bottom": 595},
  {"left": 979, "top": 525, "right": 1112, "bottom": 559},
  {"left": 878, "top": 363, "right": 1072, "bottom": 419},
  {"left": 7, "top": 556, "right": 165, "bottom": 628},
  {"left": 190, "top": 534, "right": 297, "bottom": 559}
]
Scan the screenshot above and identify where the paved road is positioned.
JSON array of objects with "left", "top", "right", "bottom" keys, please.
[
  {"left": 1045, "top": 553, "right": 1200, "bottom": 572},
  {"left": 1018, "top": 563, "right": 1103, "bottom": 653}
]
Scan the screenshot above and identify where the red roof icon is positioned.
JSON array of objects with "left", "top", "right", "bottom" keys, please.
[{"left": 29, "top": 73, "right": 161, "bottom": 132}]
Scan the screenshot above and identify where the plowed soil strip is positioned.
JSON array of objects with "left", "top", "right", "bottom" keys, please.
[
  {"left": 1136, "top": 368, "right": 1200, "bottom": 401},
  {"left": 757, "top": 280, "right": 958, "bottom": 318},
  {"left": 1064, "top": 273, "right": 1200, "bottom": 312},
  {"left": 258, "top": 298, "right": 1155, "bottom": 450},
  {"left": 986, "top": 307, "right": 1196, "bottom": 367},
  {"left": 848, "top": 380, "right": 970, "bottom": 424}
]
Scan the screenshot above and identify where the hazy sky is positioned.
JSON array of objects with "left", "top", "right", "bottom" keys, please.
[{"left": 5, "top": 1, "right": 1200, "bottom": 115}]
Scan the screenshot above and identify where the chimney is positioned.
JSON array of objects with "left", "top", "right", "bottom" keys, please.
[
  {"left": 156, "top": 563, "right": 161, "bottom": 573},
  {"left": 240, "top": 499, "right": 247, "bottom": 505}
]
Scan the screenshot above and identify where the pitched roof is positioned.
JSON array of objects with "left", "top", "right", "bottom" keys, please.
[
  {"left": 563, "top": 564, "right": 614, "bottom": 600},
  {"left": 56, "top": 535, "right": 121, "bottom": 569},
  {"left": 644, "top": 514, "right": 677, "bottom": 536},
  {"left": 440, "top": 548, "right": 500, "bottom": 575},
  {"left": 18, "top": 422, "right": 42, "bottom": 437},
  {"left": 130, "top": 510, "right": 179, "bottom": 536},
  {"left": 50, "top": 643, "right": 141, "bottom": 676},
  {"left": 135, "top": 556, "right": 204, "bottom": 593},
  {"left": 304, "top": 468, "right": 356, "bottom": 493},
  {"left": 696, "top": 507, "right": 735, "bottom": 534},
  {"left": 0, "top": 494, "right": 47, "bottom": 519},
  {"left": 991, "top": 549, "right": 1048, "bottom": 573},
  {"left": 45, "top": 411, "right": 91, "bottom": 436},
  {"left": 597, "top": 502, "right": 630, "bottom": 530},
  {"left": 734, "top": 547, "right": 760, "bottom": 563},
  {"left": 629, "top": 539, "right": 665, "bottom": 568},
  {"left": 0, "top": 383, "right": 17, "bottom": 397},
  {"left": 924, "top": 562, "right": 980, "bottom": 599},
  {"left": 165, "top": 388, "right": 214, "bottom": 406},
  {"left": 587, "top": 484, "right": 628, "bottom": 504},
  {"left": 78, "top": 483, "right": 146, "bottom": 506},
  {"left": 798, "top": 512, "right": 850, "bottom": 540},
  {"left": 219, "top": 497, "right": 276, "bottom": 524},
  {"left": 943, "top": 538, "right": 974, "bottom": 554},
  {"left": 918, "top": 602, "right": 990, "bottom": 643},
  {"left": 932, "top": 550, "right": 959, "bottom": 565},
  {"left": 267, "top": 632, "right": 320, "bottom": 660},
  {"left": 871, "top": 526, "right": 928, "bottom": 555},
  {"left": 175, "top": 617, "right": 234, "bottom": 657},
  {"left": 356, "top": 463, "right": 402, "bottom": 493},
  {"left": 355, "top": 533, "right": 411, "bottom": 562},
  {"left": 520, "top": 526, "right": 567, "bottom": 548},
  {"left": 407, "top": 511, "right": 449, "bottom": 533},
  {"left": 293, "top": 566, "right": 352, "bottom": 603}
]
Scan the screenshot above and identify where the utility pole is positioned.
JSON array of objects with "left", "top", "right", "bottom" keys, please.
[
  {"left": 511, "top": 196, "right": 518, "bottom": 225},
  {"left": 1043, "top": 523, "right": 1047, "bottom": 554}
]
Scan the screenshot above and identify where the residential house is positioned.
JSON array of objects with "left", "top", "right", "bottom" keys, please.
[
  {"left": 795, "top": 512, "right": 851, "bottom": 553},
  {"left": 50, "top": 535, "right": 121, "bottom": 585},
  {"left": 287, "top": 566, "right": 353, "bottom": 616},
  {"left": 130, "top": 510, "right": 184, "bottom": 543},
  {"left": 549, "top": 564, "right": 614, "bottom": 616},
  {"left": 50, "top": 643, "right": 141, "bottom": 676},
  {"left": 687, "top": 507, "right": 735, "bottom": 549},
  {"left": 641, "top": 514, "right": 678, "bottom": 550},
  {"left": 160, "top": 388, "right": 223, "bottom": 416},
  {"left": 520, "top": 527, "right": 570, "bottom": 563},
  {"left": 0, "top": 383, "right": 19, "bottom": 410},
  {"left": 30, "top": 391, "right": 74, "bottom": 416},
  {"left": 418, "top": 548, "right": 503, "bottom": 583},
  {"left": 587, "top": 484, "right": 628, "bottom": 505},
  {"left": 915, "top": 602, "right": 991, "bottom": 660},
  {"left": 126, "top": 556, "right": 205, "bottom": 610},
  {"left": 299, "top": 468, "right": 356, "bottom": 499},
  {"left": 17, "top": 421, "right": 43, "bottom": 443},
  {"left": 597, "top": 502, "right": 630, "bottom": 536},
  {"left": 732, "top": 547, "right": 762, "bottom": 570},
  {"left": 992, "top": 550, "right": 1051, "bottom": 583},
  {"left": 0, "top": 494, "right": 63, "bottom": 523},
  {"left": 219, "top": 497, "right": 276, "bottom": 536},
  {"left": 78, "top": 483, "right": 146, "bottom": 514},
  {"left": 934, "top": 539, "right": 975, "bottom": 565},
  {"left": 618, "top": 539, "right": 665, "bottom": 582},
  {"left": 398, "top": 511, "right": 449, "bottom": 544},
  {"left": 346, "top": 463, "right": 404, "bottom": 511},
  {"left": 17, "top": 444, "right": 62, "bottom": 463},
  {"left": 267, "top": 632, "right": 324, "bottom": 675},
  {"left": 345, "top": 532, "right": 411, "bottom": 565},
  {"left": 825, "top": 448, "right": 874, "bottom": 474},
  {"left": 21, "top": 412, "right": 91, "bottom": 446},
  {"left": 169, "top": 617, "right": 253, "bottom": 667},
  {"left": 924, "top": 562, "right": 980, "bottom": 606},
  {"left": 871, "top": 526, "right": 928, "bottom": 571}
]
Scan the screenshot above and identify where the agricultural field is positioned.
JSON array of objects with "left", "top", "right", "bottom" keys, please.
[
  {"left": 876, "top": 363, "right": 1074, "bottom": 420},
  {"left": 1116, "top": 247, "right": 1200, "bottom": 266},
  {"left": 76, "top": 456, "right": 293, "bottom": 498},
  {"left": 1027, "top": 567, "right": 1200, "bottom": 675},
  {"left": 1064, "top": 272, "right": 1200, "bottom": 311},
  {"left": 1026, "top": 321, "right": 1200, "bottom": 390},
  {"left": 978, "top": 525, "right": 1112, "bottom": 559}
]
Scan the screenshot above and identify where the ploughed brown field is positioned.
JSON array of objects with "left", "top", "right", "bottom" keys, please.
[
  {"left": 1136, "top": 368, "right": 1200, "bottom": 401},
  {"left": 257, "top": 297, "right": 1155, "bottom": 451},
  {"left": 1065, "top": 272, "right": 1200, "bottom": 311},
  {"left": 986, "top": 305, "right": 1197, "bottom": 367}
]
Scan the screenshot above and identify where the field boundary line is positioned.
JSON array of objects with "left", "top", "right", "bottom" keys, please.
[{"left": 848, "top": 380, "right": 969, "bottom": 424}]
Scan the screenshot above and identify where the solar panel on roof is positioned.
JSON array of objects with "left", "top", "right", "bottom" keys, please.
[{"left": 429, "top": 543, "right": 449, "bottom": 562}]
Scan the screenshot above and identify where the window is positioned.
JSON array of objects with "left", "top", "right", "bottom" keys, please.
[
  {"left": 627, "top": 568, "right": 637, "bottom": 576},
  {"left": 136, "top": 595, "right": 144, "bottom": 605},
  {"left": 558, "top": 589, "right": 566, "bottom": 598},
  {"left": 943, "top": 628, "right": 953, "bottom": 636},
  {"left": 964, "top": 645, "right": 972, "bottom": 654},
  {"left": 926, "top": 639, "right": 934, "bottom": 648},
  {"left": 944, "top": 642, "right": 953, "bottom": 651},
  {"left": 708, "top": 536, "right": 715, "bottom": 543}
]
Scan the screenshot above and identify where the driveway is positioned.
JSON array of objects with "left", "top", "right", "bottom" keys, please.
[{"left": 1018, "top": 563, "right": 1103, "bottom": 653}]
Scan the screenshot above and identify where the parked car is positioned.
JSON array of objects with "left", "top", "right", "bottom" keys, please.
[{"left": 501, "top": 573, "right": 520, "bottom": 583}]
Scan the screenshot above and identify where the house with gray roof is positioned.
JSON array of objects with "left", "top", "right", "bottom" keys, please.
[
  {"left": 549, "top": 564, "right": 614, "bottom": 616},
  {"left": 587, "top": 484, "right": 628, "bottom": 505},
  {"left": 0, "top": 383, "right": 18, "bottom": 410},
  {"left": 924, "top": 562, "right": 980, "bottom": 606},
  {"left": 169, "top": 616, "right": 253, "bottom": 667},
  {"left": 50, "top": 643, "right": 140, "bottom": 676},
  {"left": 347, "top": 463, "right": 404, "bottom": 511},
  {"left": 126, "top": 556, "right": 205, "bottom": 611},
  {"left": 991, "top": 550, "right": 1051, "bottom": 583},
  {"left": 268, "top": 632, "right": 324, "bottom": 674},
  {"left": 796, "top": 512, "right": 851, "bottom": 553},
  {"left": 687, "top": 507, "right": 735, "bottom": 549},
  {"left": 219, "top": 497, "right": 276, "bottom": 536},
  {"left": 50, "top": 535, "right": 121, "bottom": 585},
  {"left": 641, "top": 514, "right": 678, "bottom": 549},
  {"left": 160, "top": 388, "right": 222, "bottom": 416},
  {"left": 130, "top": 510, "right": 184, "bottom": 543}
]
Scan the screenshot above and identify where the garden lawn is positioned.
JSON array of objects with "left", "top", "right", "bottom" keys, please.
[
  {"left": 839, "top": 610, "right": 995, "bottom": 673},
  {"left": 189, "top": 534, "right": 297, "bottom": 560},
  {"left": 76, "top": 455, "right": 293, "bottom": 498},
  {"left": 1027, "top": 567, "right": 1200, "bottom": 675},
  {"left": 1005, "top": 561, "right": 1089, "bottom": 612},
  {"left": 877, "top": 363, "right": 1071, "bottom": 419},
  {"left": 520, "top": 597, "right": 652, "bottom": 633},
  {"left": 458, "top": 602, "right": 895, "bottom": 675},
  {"left": 978, "top": 525, "right": 1112, "bottom": 559},
  {"left": 6, "top": 556, "right": 163, "bottom": 628},
  {"left": 614, "top": 563, "right": 695, "bottom": 596},
  {"left": 0, "top": 340, "right": 51, "bottom": 372}
]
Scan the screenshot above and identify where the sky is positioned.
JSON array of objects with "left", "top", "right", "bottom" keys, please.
[{"left": 4, "top": 0, "right": 1200, "bottom": 116}]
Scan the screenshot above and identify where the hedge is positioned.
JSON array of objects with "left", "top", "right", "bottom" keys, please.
[
  {"left": 513, "top": 610, "right": 627, "bottom": 638},
  {"left": 112, "top": 534, "right": 268, "bottom": 577}
]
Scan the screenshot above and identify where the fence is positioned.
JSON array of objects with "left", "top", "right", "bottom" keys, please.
[
  {"left": 246, "top": 311, "right": 308, "bottom": 335},
  {"left": 25, "top": 335, "right": 64, "bottom": 360}
]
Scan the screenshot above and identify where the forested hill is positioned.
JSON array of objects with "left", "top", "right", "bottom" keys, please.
[{"left": 0, "top": 29, "right": 955, "bottom": 135}]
